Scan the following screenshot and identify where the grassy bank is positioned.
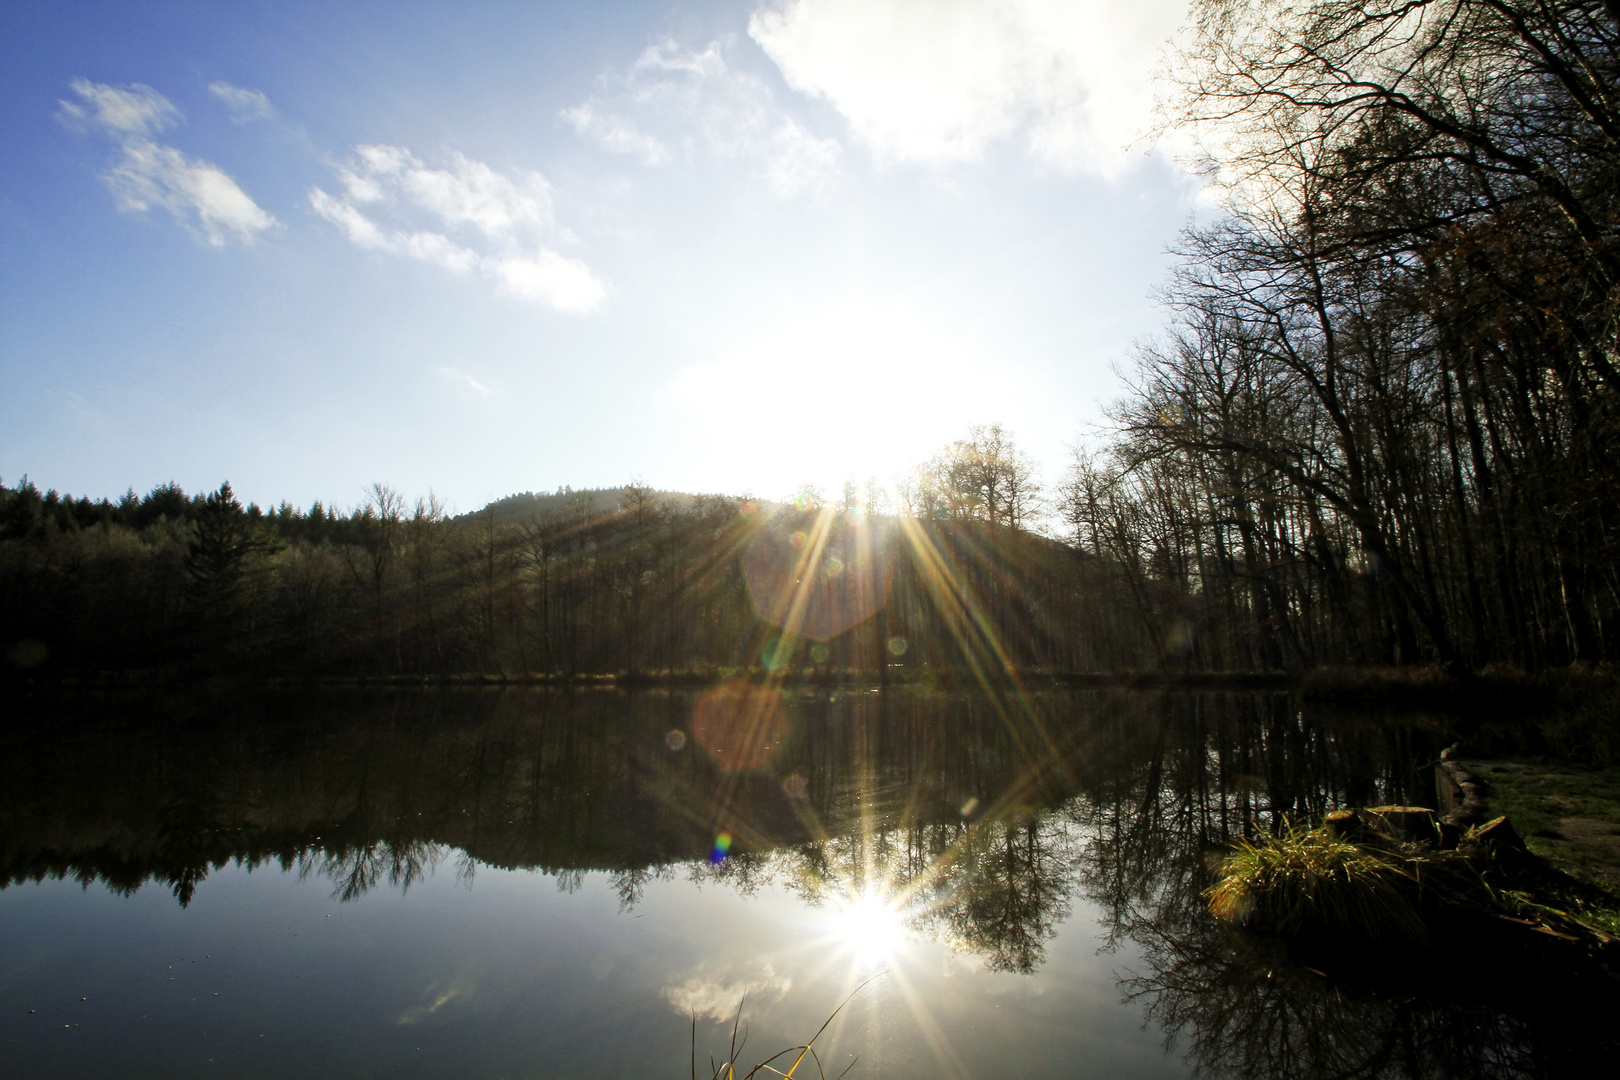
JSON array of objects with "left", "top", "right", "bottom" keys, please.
[
  {"left": 1208, "top": 809, "right": 1620, "bottom": 962},
  {"left": 1463, "top": 758, "right": 1620, "bottom": 892}
]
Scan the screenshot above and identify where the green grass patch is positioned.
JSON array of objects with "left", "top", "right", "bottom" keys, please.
[{"left": 1463, "top": 758, "right": 1620, "bottom": 894}]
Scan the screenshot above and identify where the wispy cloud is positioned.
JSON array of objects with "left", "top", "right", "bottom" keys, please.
[
  {"left": 437, "top": 366, "right": 493, "bottom": 397},
  {"left": 309, "top": 146, "right": 606, "bottom": 314},
  {"left": 58, "top": 78, "right": 178, "bottom": 137},
  {"left": 564, "top": 39, "right": 840, "bottom": 199},
  {"left": 562, "top": 101, "right": 670, "bottom": 166},
  {"left": 109, "top": 141, "right": 279, "bottom": 246},
  {"left": 662, "top": 963, "right": 791, "bottom": 1022},
  {"left": 749, "top": 0, "right": 1184, "bottom": 177},
  {"left": 208, "top": 81, "right": 276, "bottom": 123},
  {"left": 396, "top": 982, "right": 466, "bottom": 1025},
  {"left": 58, "top": 78, "right": 278, "bottom": 246}
]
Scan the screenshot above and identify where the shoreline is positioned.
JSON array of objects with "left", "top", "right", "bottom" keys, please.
[
  {"left": 7, "top": 662, "right": 1613, "bottom": 696},
  {"left": 8, "top": 667, "right": 1321, "bottom": 693}
]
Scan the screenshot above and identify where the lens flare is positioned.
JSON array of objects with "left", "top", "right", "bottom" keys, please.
[
  {"left": 761, "top": 636, "right": 792, "bottom": 673},
  {"left": 742, "top": 509, "right": 894, "bottom": 641},
  {"left": 690, "top": 680, "right": 788, "bottom": 772}
]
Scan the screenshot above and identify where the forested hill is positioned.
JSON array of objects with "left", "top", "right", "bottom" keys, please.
[
  {"left": 461, "top": 487, "right": 710, "bottom": 526},
  {"left": 0, "top": 471, "right": 1152, "bottom": 680},
  {"left": 0, "top": 477, "right": 709, "bottom": 540}
]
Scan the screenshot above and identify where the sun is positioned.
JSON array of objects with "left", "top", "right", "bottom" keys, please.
[
  {"left": 672, "top": 298, "right": 1002, "bottom": 495},
  {"left": 830, "top": 889, "right": 908, "bottom": 959}
]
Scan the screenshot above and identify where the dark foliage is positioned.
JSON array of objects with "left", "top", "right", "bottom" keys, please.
[{"left": 0, "top": 476, "right": 1150, "bottom": 679}]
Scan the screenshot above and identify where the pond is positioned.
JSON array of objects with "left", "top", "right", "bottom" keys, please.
[{"left": 0, "top": 685, "right": 1568, "bottom": 1078}]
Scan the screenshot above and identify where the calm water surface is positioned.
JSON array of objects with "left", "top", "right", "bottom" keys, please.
[{"left": 0, "top": 686, "right": 1515, "bottom": 1078}]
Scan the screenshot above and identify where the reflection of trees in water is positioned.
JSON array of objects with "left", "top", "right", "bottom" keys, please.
[
  {"left": 1121, "top": 922, "right": 1542, "bottom": 1080},
  {"left": 27, "top": 685, "right": 1576, "bottom": 1077},
  {"left": 609, "top": 864, "right": 672, "bottom": 911},
  {"left": 736, "top": 691, "right": 1428, "bottom": 982},
  {"left": 1068, "top": 694, "right": 1579, "bottom": 1079},
  {"left": 300, "top": 840, "right": 447, "bottom": 903},
  {"left": 925, "top": 814, "right": 1078, "bottom": 973},
  {"left": 195, "top": 688, "right": 1584, "bottom": 1076},
  {"left": 149, "top": 790, "right": 259, "bottom": 907},
  {"left": 2, "top": 688, "right": 1415, "bottom": 909},
  {"left": 740, "top": 808, "right": 1081, "bottom": 975},
  {"left": 687, "top": 850, "right": 777, "bottom": 898}
]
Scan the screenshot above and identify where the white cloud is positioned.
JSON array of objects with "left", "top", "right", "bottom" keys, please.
[
  {"left": 208, "top": 81, "right": 276, "bottom": 123},
  {"left": 662, "top": 964, "right": 791, "bottom": 1023},
  {"left": 309, "top": 186, "right": 479, "bottom": 273},
  {"left": 110, "top": 140, "right": 278, "bottom": 246},
  {"left": 757, "top": 120, "right": 841, "bottom": 198},
  {"left": 487, "top": 251, "right": 606, "bottom": 313},
  {"left": 749, "top": 0, "right": 1186, "bottom": 176},
  {"left": 308, "top": 187, "right": 390, "bottom": 249},
  {"left": 399, "top": 230, "right": 479, "bottom": 274},
  {"left": 58, "top": 77, "right": 179, "bottom": 137},
  {"left": 565, "top": 39, "right": 841, "bottom": 199},
  {"left": 310, "top": 145, "right": 605, "bottom": 313},
  {"left": 335, "top": 146, "right": 554, "bottom": 238},
  {"left": 59, "top": 79, "right": 277, "bottom": 246}
]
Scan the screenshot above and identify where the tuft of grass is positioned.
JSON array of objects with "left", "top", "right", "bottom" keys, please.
[
  {"left": 1206, "top": 824, "right": 1430, "bottom": 947},
  {"left": 696, "top": 971, "right": 886, "bottom": 1080},
  {"left": 1208, "top": 811, "right": 1620, "bottom": 957}
]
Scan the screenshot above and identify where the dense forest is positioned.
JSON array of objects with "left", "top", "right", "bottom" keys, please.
[
  {"left": 0, "top": 425, "right": 1148, "bottom": 679},
  {"left": 6, "top": 1, "right": 1620, "bottom": 679},
  {"left": 1062, "top": 0, "right": 1620, "bottom": 671}
]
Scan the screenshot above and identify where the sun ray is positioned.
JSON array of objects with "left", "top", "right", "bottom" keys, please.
[{"left": 894, "top": 514, "right": 1071, "bottom": 785}]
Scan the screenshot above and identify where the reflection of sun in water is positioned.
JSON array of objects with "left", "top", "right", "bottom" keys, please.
[{"left": 830, "top": 889, "right": 907, "bottom": 959}]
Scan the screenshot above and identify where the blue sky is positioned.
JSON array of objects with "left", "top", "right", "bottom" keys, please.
[{"left": 1, "top": 0, "right": 1196, "bottom": 513}]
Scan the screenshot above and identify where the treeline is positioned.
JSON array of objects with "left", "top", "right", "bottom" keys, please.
[
  {"left": 1060, "top": 0, "right": 1620, "bottom": 671},
  {"left": 0, "top": 455, "right": 1151, "bottom": 679}
]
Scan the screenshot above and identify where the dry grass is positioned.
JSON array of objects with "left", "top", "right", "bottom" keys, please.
[
  {"left": 1206, "top": 824, "right": 1430, "bottom": 947},
  {"left": 1208, "top": 813, "right": 1620, "bottom": 953},
  {"left": 696, "top": 971, "right": 887, "bottom": 1080}
]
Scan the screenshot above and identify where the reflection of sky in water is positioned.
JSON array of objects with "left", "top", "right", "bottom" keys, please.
[{"left": 0, "top": 850, "right": 1182, "bottom": 1079}]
